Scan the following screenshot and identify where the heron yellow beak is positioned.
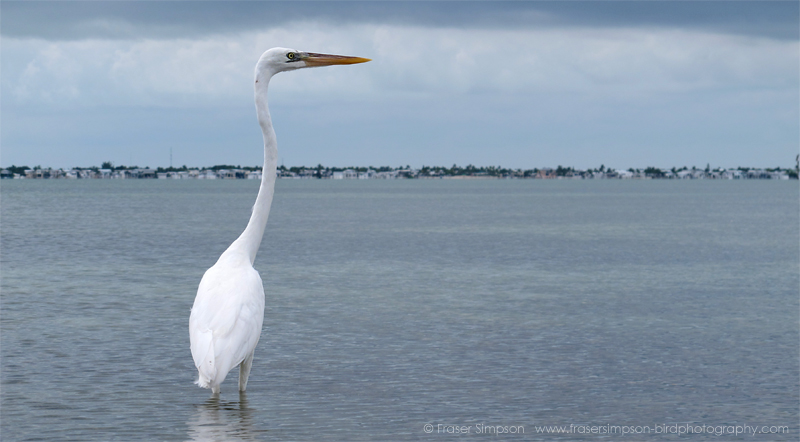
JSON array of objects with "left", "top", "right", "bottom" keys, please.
[{"left": 302, "top": 52, "right": 371, "bottom": 67}]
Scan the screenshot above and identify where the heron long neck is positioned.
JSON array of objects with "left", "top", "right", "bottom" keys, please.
[{"left": 226, "top": 76, "right": 277, "bottom": 264}]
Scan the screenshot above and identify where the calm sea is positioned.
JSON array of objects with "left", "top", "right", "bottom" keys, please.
[{"left": 1, "top": 179, "right": 798, "bottom": 441}]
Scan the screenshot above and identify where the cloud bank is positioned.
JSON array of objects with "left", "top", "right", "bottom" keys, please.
[{"left": 2, "top": 2, "right": 797, "bottom": 169}]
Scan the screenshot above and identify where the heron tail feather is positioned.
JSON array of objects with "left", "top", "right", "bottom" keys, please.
[{"left": 193, "top": 330, "right": 216, "bottom": 389}]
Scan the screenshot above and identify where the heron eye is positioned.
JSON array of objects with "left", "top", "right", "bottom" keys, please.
[{"left": 287, "top": 52, "right": 295, "bottom": 60}]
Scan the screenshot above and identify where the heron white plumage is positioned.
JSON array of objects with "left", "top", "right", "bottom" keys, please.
[{"left": 189, "top": 47, "right": 370, "bottom": 394}]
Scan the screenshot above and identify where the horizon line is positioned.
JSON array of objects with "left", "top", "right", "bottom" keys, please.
[{"left": 3, "top": 163, "right": 798, "bottom": 172}]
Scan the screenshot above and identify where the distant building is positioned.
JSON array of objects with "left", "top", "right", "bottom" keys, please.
[
  {"left": 617, "top": 170, "right": 634, "bottom": 179},
  {"left": 536, "top": 168, "right": 555, "bottom": 179}
]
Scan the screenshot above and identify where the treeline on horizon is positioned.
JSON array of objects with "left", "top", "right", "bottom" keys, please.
[{"left": 4, "top": 162, "right": 798, "bottom": 179}]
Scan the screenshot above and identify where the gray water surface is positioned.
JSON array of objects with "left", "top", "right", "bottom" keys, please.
[{"left": 2, "top": 180, "right": 797, "bottom": 441}]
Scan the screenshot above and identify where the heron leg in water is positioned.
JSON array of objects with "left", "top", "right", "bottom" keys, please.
[{"left": 239, "top": 351, "right": 255, "bottom": 392}]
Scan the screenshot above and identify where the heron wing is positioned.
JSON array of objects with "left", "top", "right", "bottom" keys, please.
[{"left": 190, "top": 262, "right": 265, "bottom": 386}]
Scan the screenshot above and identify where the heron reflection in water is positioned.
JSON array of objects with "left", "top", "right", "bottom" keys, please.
[{"left": 186, "top": 393, "right": 264, "bottom": 441}]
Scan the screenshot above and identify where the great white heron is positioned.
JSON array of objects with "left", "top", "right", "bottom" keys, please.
[{"left": 189, "top": 47, "right": 370, "bottom": 394}]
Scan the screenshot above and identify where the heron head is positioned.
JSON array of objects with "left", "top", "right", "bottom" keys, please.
[{"left": 256, "top": 47, "right": 370, "bottom": 78}]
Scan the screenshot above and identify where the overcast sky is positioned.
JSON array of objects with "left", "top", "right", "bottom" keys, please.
[{"left": 2, "top": 1, "right": 798, "bottom": 170}]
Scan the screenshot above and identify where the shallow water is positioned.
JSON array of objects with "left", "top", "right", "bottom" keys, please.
[{"left": 2, "top": 179, "right": 798, "bottom": 441}]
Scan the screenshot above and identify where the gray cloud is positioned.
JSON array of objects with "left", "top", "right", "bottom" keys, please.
[
  {"left": 2, "top": 1, "right": 797, "bottom": 170},
  {"left": 3, "top": 1, "right": 798, "bottom": 41}
]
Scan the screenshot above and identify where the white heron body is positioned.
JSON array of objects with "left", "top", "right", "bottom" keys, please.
[{"left": 189, "top": 47, "right": 369, "bottom": 394}]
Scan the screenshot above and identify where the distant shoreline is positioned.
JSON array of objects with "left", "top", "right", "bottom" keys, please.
[{"left": 3, "top": 163, "right": 798, "bottom": 180}]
